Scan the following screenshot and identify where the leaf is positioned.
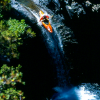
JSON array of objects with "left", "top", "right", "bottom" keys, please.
[
  {"left": 5, "top": 94, "right": 10, "bottom": 99},
  {"left": 22, "top": 82, "right": 25, "bottom": 85}
]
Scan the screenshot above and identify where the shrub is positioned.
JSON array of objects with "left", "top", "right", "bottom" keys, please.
[
  {"left": 0, "top": 64, "right": 25, "bottom": 100},
  {"left": 0, "top": 18, "right": 36, "bottom": 59},
  {"left": 0, "top": 0, "right": 11, "bottom": 19}
]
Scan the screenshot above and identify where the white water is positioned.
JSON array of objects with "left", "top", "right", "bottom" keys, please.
[
  {"left": 51, "top": 85, "right": 97, "bottom": 100},
  {"left": 11, "top": 0, "right": 67, "bottom": 87},
  {"left": 10, "top": 0, "right": 98, "bottom": 99}
]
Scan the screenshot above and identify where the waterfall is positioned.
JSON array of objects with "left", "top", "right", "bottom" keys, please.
[
  {"left": 10, "top": 0, "right": 68, "bottom": 87},
  {"left": 40, "top": 28, "right": 68, "bottom": 87},
  {"left": 10, "top": 0, "right": 98, "bottom": 100}
]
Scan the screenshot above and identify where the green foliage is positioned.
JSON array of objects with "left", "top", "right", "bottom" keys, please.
[
  {"left": 0, "top": 18, "right": 36, "bottom": 59},
  {"left": 0, "top": 0, "right": 36, "bottom": 60},
  {"left": 0, "top": 0, "right": 11, "bottom": 19},
  {"left": 7, "top": 19, "right": 28, "bottom": 36},
  {"left": 26, "top": 27, "right": 36, "bottom": 37},
  {"left": 0, "top": 1, "right": 36, "bottom": 100},
  {"left": 0, "top": 64, "right": 25, "bottom": 100},
  {"left": 0, "top": 12, "right": 3, "bottom": 19}
]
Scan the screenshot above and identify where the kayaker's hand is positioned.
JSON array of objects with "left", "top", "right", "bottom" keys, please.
[
  {"left": 40, "top": 19, "right": 42, "bottom": 21},
  {"left": 50, "top": 15, "right": 53, "bottom": 18}
]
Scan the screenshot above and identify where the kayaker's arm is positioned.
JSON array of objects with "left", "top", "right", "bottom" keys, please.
[
  {"left": 40, "top": 17, "right": 43, "bottom": 21},
  {"left": 50, "top": 15, "right": 53, "bottom": 18},
  {"left": 40, "top": 15, "right": 49, "bottom": 21},
  {"left": 45, "top": 15, "right": 49, "bottom": 19}
]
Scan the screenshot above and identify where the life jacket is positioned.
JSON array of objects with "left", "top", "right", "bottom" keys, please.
[{"left": 40, "top": 15, "right": 49, "bottom": 21}]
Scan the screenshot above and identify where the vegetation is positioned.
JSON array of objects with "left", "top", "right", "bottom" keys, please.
[
  {"left": 0, "top": 0, "right": 36, "bottom": 59},
  {"left": 0, "top": 18, "right": 36, "bottom": 59},
  {"left": 0, "top": 0, "right": 11, "bottom": 19},
  {"left": 0, "top": 0, "right": 36, "bottom": 99},
  {"left": 0, "top": 64, "right": 25, "bottom": 100}
]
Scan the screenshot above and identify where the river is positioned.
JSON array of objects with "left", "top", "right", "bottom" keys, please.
[{"left": 10, "top": 0, "right": 98, "bottom": 100}]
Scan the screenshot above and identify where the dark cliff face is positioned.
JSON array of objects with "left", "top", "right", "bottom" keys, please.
[
  {"left": 46, "top": 0, "right": 100, "bottom": 84},
  {"left": 57, "top": 0, "right": 100, "bottom": 84}
]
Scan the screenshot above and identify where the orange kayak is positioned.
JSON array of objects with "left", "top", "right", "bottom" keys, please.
[{"left": 39, "top": 11, "right": 53, "bottom": 33}]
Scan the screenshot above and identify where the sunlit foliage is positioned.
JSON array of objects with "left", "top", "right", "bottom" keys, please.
[
  {"left": 26, "top": 27, "right": 36, "bottom": 37},
  {"left": 0, "top": 64, "right": 25, "bottom": 100},
  {"left": 0, "top": 18, "right": 36, "bottom": 59},
  {"left": 0, "top": 0, "right": 36, "bottom": 100},
  {"left": 0, "top": 0, "right": 11, "bottom": 18},
  {"left": 0, "top": 0, "right": 36, "bottom": 60}
]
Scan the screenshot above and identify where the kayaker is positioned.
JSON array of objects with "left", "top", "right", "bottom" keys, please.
[{"left": 40, "top": 15, "right": 49, "bottom": 21}]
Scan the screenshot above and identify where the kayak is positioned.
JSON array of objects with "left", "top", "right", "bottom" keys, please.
[{"left": 39, "top": 11, "right": 53, "bottom": 33}]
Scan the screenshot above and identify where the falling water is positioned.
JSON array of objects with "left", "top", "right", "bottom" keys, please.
[
  {"left": 10, "top": 0, "right": 98, "bottom": 99},
  {"left": 10, "top": 0, "right": 68, "bottom": 87}
]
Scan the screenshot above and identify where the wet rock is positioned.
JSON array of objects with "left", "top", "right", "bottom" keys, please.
[
  {"left": 83, "top": 0, "right": 92, "bottom": 7},
  {"left": 0, "top": 55, "right": 10, "bottom": 62},
  {"left": 92, "top": 4, "right": 100, "bottom": 12},
  {"left": 10, "top": 0, "right": 37, "bottom": 23},
  {"left": 64, "top": 1, "right": 86, "bottom": 18}
]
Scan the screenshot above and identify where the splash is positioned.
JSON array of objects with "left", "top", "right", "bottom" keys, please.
[
  {"left": 11, "top": 0, "right": 68, "bottom": 87},
  {"left": 51, "top": 86, "right": 96, "bottom": 100}
]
